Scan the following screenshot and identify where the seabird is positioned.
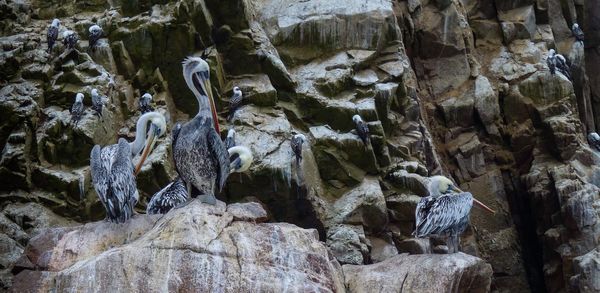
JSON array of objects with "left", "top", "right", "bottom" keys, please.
[
  {"left": 70, "top": 93, "right": 84, "bottom": 125},
  {"left": 227, "top": 86, "right": 243, "bottom": 121},
  {"left": 90, "top": 112, "right": 167, "bottom": 223},
  {"left": 62, "top": 30, "right": 79, "bottom": 50},
  {"left": 139, "top": 93, "right": 154, "bottom": 114},
  {"left": 146, "top": 177, "right": 187, "bottom": 215},
  {"left": 588, "top": 132, "right": 600, "bottom": 151},
  {"left": 228, "top": 146, "right": 253, "bottom": 173},
  {"left": 352, "top": 114, "right": 370, "bottom": 149},
  {"left": 47, "top": 19, "right": 60, "bottom": 53},
  {"left": 172, "top": 56, "right": 229, "bottom": 205},
  {"left": 413, "top": 176, "right": 495, "bottom": 253},
  {"left": 291, "top": 134, "right": 306, "bottom": 165},
  {"left": 224, "top": 129, "right": 236, "bottom": 150},
  {"left": 547, "top": 49, "right": 571, "bottom": 80},
  {"left": 91, "top": 88, "right": 103, "bottom": 117},
  {"left": 88, "top": 24, "right": 103, "bottom": 50},
  {"left": 572, "top": 23, "right": 584, "bottom": 43}
]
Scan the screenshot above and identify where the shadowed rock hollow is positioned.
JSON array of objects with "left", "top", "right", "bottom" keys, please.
[{"left": 2, "top": 0, "right": 600, "bottom": 292}]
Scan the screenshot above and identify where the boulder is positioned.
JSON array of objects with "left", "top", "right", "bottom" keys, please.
[
  {"left": 498, "top": 6, "right": 537, "bottom": 42},
  {"left": 328, "top": 177, "right": 388, "bottom": 231},
  {"left": 326, "top": 224, "right": 370, "bottom": 265}
]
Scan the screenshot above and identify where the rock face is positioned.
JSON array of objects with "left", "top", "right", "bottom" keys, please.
[{"left": 2, "top": 0, "right": 600, "bottom": 291}]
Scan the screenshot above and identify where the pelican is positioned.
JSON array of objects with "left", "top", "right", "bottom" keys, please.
[
  {"left": 227, "top": 86, "right": 243, "bottom": 121},
  {"left": 88, "top": 24, "right": 103, "bottom": 50},
  {"left": 228, "top": 146, "right": 253, "bottom": 173},
  {"left": 70, "top": 93, "right": 84, "bottom": 125},
  {"left": 291, "top": 134, "right": 306, "bottom": 165},
  {"left": 91, "top": 88, "right": 103, "bottom": 117},
  {"left": 90, "top": 112, "right": 166, "bottom": 223},
  {"left": 547, "top": 49, "right": 571, "bottom": 80},
  {"left": 146, "top": 177, "right": 187, "bottom": 215},
  {"left": 352, "top": 114, "right": 370, "bottom": 149},
  {"left": 224, "top": 129, "right": 236, "bottom": 149},
  {"left": 62, "top": 30, "right": 79, "bottom": 50},
  {"left": 47, "top": 19, "right": 60, "bottom": 53},
  {"left": 413, "top": 175, "right": 495, "bottom": 253},
  {"left": 139, "top": 93, "right": 154, "bottom": 114},
  {"left": 172, "top": 56, "right": 229, "bottom": 205},
  {"left": 588, "top": 132, "right": 600, "bottom": 151},
  {"left": 572, "top": 23, "right": 584, "bottom": 43}
]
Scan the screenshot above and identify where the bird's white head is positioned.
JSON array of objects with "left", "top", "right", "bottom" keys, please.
[
  {"left": 89, "top": 25, "right": 101, "bottom": 33},
  {"left": 233, "top": 86, "right": 242, "bottom": 95},
  {"left": 134, "top": 112, "right": 168, "bottom": 175},
  {"left": 182, "top": 55, "right": 219, "bottom": 132},
  {"left": 75, "top": 93, "right": 84, "bottom": 103},
  {"left": 549, "top": 49, "right": 556, "bottom": 55},
  {"left": 62, "top": 30, "right": 73, "bottom": 38},
  {"left": 142, "top": 93, "right": 152, "bottom": 101},
  {"left": 429, "top": 175, "right": 459, "bottom": 196},
  {"left": 228, "top": 145, "right": 254, "bottom": 173},
  {"left": 227, "top": 129, "right": 236, "bottom": 138},
  {"left": 51, "top": 19, "right": 60, "bottom": 28},
  {"left": 352, "top": 114, "right": 363, "bottom": 124},
  {"left": 294, "top": 133, "right": 306, "bottom": 143},
  {"left": 573, "top": 23, "right": 579, "bottom": 30},
  {"left": 590, "top": 132, "right": 600, "bottom": 140},
  {"left": 91, "top": 88, "right": 98, "bottom": 97}
]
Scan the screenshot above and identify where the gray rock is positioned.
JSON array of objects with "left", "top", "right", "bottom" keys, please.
[
  {"left": 329, "top": 177, "right": 388, "bottom": 231},
  {"left": 396, "top": 238, "right": 432, "bottom": 254},
  {"left": 352, "top": 69, "right": 379, "bottom": 86},
  {"left": 326, "top": 224, "right": 370, "bottom": 265},
  {"left": 498, "top": 5, "right": 537, "bottom": 42}
]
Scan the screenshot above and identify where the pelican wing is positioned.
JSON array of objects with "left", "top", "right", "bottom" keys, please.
[
  {"left": 90, "top": 145, "right": 109, "bottom": 209},
  {"left": 108, "top": 140, "right": 138, "bottom": 222},
  {"left": 147, "top": 177, "right": 187, "bottom": 214},
  {"left": 414, "top": 193, "right": 473, "bottom": 237},
  {"left": 208, "top": 128, "right": 230, "bottom": 191}
]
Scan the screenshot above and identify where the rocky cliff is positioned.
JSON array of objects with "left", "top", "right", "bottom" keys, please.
[{"left": 1, "top": 0, "right": 600, "bottom": 292}]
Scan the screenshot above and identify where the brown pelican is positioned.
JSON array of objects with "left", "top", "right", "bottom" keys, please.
[
  {"left": 572, "top": 23, "right": 584, "bottom": 43},
  {"left": 224, "top": 129, "right": 236, "bottom": 150},
  {"left": 146, "top": 177, "right": 187, "bottom": 215},
  {"left": 70, "top": 93, "right": 84, "bottom": 125},
  {"left": 173, "top": 56, "right": 229, "bottom": 205},
  {"left": 352, "top": 114, "right": 370, "bottom": 149},
  {"left": 88, "top": 24, "right": 102, "bottom": 50},
  {"left": 63, "top": 30, "right": 79, "bottom": 50},
  {"left": 227, "top": 86, "right": 243, "bottom": 121},
  {"left": 413, "top": 175, "right": 495, "bottom": 253},
  {"left": 228, "top": 146, "right": 253, "bottom": 173},
  {"left": 47, "top": 19, "right": 59, "bottom": 53},
  {"left": 139, "top": 93, "right": 154, "bottom": 114},
  {"left": 291, "top": 134, "right": 306, "bottom": 165},
  {"left": 91, "top": 88, "right": 103, "bottom": 117},
  {"left": 588, "top": 132, "right": 600, "bottom": 151},
  {"left": 547, "top": 49, "right": 571, "bottom": 80},
  {"left": 90, "top": 112, "right": 166, "bottom": 223}
]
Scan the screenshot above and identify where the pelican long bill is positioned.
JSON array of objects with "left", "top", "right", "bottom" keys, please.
[
  {"left": 192, "top": 72, "right": 220, "bottom": 133},
  {"left": 451, "top": 186, "right": 495, "bottom": 214},
  {"left": 134, "top": 126, "right": 157, "bottom": 176}
]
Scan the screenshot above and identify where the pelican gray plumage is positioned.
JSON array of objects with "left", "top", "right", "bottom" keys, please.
[
  {"left": 146, "top": 177, "right": 187, "bottom": 215},
  {"left": 572, "top": 23, "right": 584, "bottom": 43},
  {"left": 88, "top": 24, "right": 102, "bottom": 50},
  {"left": 547, "top": 49, "right": 571, "bottom": 80},
  {"left": 227, "top": 86, "right": 243, "bottom": 121},
  {"left": 90, "top": 112, "right": 167, "bottom": 223},
  {"left": 588, "top": 132, "right": 600, "bottom": 151},
  {"left": 413, "top": 175, "right": 495, "bottom": 253},
  {"left": 172, "top": 56, "right": 229, "bottom": 205},
  {"left": 47, "top": 19, "right": 60, "bottom": 54},
  {"left": 352, "top": 114, "right": 370, "bottom": 149},
  {"left": 225, "top": 129, "right": 236, "bottom": 150},
  {"left": 291, "top": 134, "right": 306, "bottom": 165},
  {"left": 139, "top": 93, "right": 154, "bottom": 114},
  {"left": 228, "top": 146, "right": 253, "bottom": 173},
  {"left": 91, "top": 88, "right": 103, "bottom": 117},
  {"left": 62, "top": 30, "right": 78, "bottom": 50},
  {"left": 70, "top": 93, "right": 84, "bottom": 125}
]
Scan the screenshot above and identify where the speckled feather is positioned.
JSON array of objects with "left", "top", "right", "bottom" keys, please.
[
  {"left": 146, "top": 177, "right": 187, "bottom": 214},
  {"left": 47, "top": 26, "right": 58, "bottom": 53},
  {"left": 413, "top": 192, "right": 473, "bottom": 238}
]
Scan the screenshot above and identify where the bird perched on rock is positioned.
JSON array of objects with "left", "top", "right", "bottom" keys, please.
[
  {"left": 352, "top": 114, "right": 370, "bottom": 149},
  {"left": 88, "top": 24, "right": 103, "bottom": 50},
  {"left": 139, "top": 93, "right": 154, "bottom": 114},
  {"left": 572, "top": 23, "right": 584, "bottom": 43},
  {"left": 62, "top": 30, "right": 79, "bottom": 50},
  {"left": 225, "top": 129, "right": 236, "bottom": 150},
  {"left": 413, "top": 176, "right": 495, "bottom": 253},
  {"left": 588, "top": 132, "right": 600, "bottom": 151},
  {"left": 228, "top": 146, "right": 253, "bottom": 173},
  {"left": 91, "top": 88, "right": 103, "bottom": 117},
  {"left": 547, "top": 49, "right": 571, "bottom": 80},
  {"left": 146, "top": 177, "right": 188, "bottom": 215},
  {"left": 47, "top": 19, "right": 60, "bottom": 53},
  {"left": 70, "top": 93, "right": 84, "bottom": 125},
  {"left": 227, "top": 86, "right": 243, "bottom": 121},
  {"left": 291, "top": 134, "right": 306, "bottom": 165}
]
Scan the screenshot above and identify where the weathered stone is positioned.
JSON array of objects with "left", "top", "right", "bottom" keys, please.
[
  {"left": 329, "top": 177, "right": 388, "bottom": 231},
  {"left": 438, "top": 96, "right": 475, "bottom": 128},
  {"left": 352, "top": 69, "right": 378, "bottom": 86},
  {"left": 226, "top": 202, "right": 269, "bottom": 222},
  {"left": 326, "top": 224, "right": 369, "bottom": 265},
  {"left": 227, "top": 74, "right": 277, "bottom": 106},
  {"left": 498, "top": 5, "right": 536, "bottom": 42},
  {"left": 396, "top": 238, "right": 432, "bottom": 254}
]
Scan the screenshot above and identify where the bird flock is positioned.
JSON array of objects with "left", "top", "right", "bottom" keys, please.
[{"left": 48, "top": 17, "right": 589, "bottom": 254}]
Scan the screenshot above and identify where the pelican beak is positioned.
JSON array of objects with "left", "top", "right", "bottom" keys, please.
[
  {"left": 451, "top": 185, "right": 496, "bottom": 214},
  {"left": 193, "top": 72, "right": 220, "bottom": 133},
  {"left": 134, "top": 124, "right": 159, "bottom": 176}
]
